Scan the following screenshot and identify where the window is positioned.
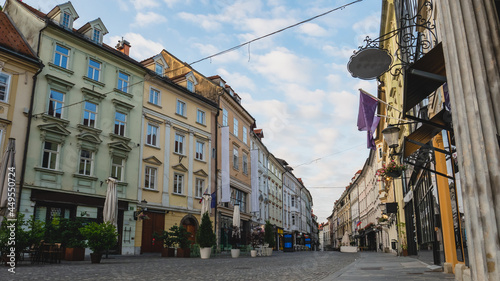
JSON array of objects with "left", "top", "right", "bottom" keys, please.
[
  {"left": 196, "top": 109, "right": 205, "bottom": 125},
  {"left": 291, "top": 197, "right": 295, "bottom": 207},
  {"left": 48, "top": 90, "right": 64, "bottom": 118},
  {"left": 243, "top": 127, "right": 247, "bottom": 144},
  {"left": 92, "top": 29, "right": 101, "bottom": 43},
  {"left": 187, "top": 80, "right": 194, "bottom": 92},
  {"left": 78, "top": 150, "right": 93, "bottom": 176},
  {"left": 83, "top": 101, "right": 97, "bottom": 127},
  {"left": 62, "top": 12, "right": 70, "bottom": 28},
  {"left": 222, "top": 108, "right": 228, "bottom": 126},
  {"left": 195, "top": 178, "right": 204, "bottom": 198},
  {"left": 292, "top": 215, "right": 295, "bottom": 225},
  {"left": 54, "top": 45, "right": 69, "bottom": 69},
  {"left": 195, "top": 141, "right": 204, "bottom": 160},
  {"left": 233, "top": 118, "right": 238, "bottom": 137},
  {"left": 111, "top": 156, "right": 124, "bottom": 181},
  {"left": 242, "top": 154, "right": 248, "bottom": 174},
  {"left": 117, "top": 72, "right": 129, "bottom": 93},
  {"left": 42, "top": 142, "right": 59, "bottom": 170},
  {"left": 155, "top": 63, "right": 163, "bottom": 76},
  {"left": 174, "top": 134, "right": 185, "bottom": 154},
  {"left": 0, "top": 73, "right": 11, "bottom": 102},
  {"left": 114, "top": 112, "right": 126, "bottom": 136},
  {"left": 149, "top": 88, "right": 160, "bottom": 105},
  {"left": 233, "top": 148, "right": 239, "bottom": 170},
  {"left": 173, "top": 173, "right": 184, "bottom": 194},
  {"left": 176, "top": 100, "right": 186, "bottom": 116},
  {"left": 230, "top": 188, "right": 247, "bottom": 212},
  {"left": 144, "top": 166, "right": 157, "bottom": 190},
  {"left": 87, "top": 59, "right": 101, "bottom": 81},
  {"left": 146, "top": 124, "right": 159, "bottom": 146}
]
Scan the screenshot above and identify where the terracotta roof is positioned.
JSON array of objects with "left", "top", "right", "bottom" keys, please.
[
  {"left": 0, "top": 12, "right": 37, "bottom": 59},
  {"left": 17, "top": 0, "right": 47, "bottom": 18}
]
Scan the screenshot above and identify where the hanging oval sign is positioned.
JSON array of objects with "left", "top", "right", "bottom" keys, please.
[{"left": 347, "top": 48, "right": 393, "bottom": 80}]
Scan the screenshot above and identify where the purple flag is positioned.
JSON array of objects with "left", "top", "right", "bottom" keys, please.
[
  {"left": 367, "top": 116, "right": 381, "bottom": 150},
  {"left": 357, "top": 91, "right": 378, "bottom": 131}
]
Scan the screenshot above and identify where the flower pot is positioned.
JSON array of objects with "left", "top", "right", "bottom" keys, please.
[
  {"left": 250, "top": 250, "right": 257, "bottom": 257},
  {"left": 266, "top": 247, "right": 273, "bottom": 256},
  {"left": 200, "top": 247, "right": 211, "bottom": 259},
  {"left": 177, "top": 248, "right": 191, "bottom": 258},
  {"left": 231, "top": 248, "right": 240, "bottom": 258},
  {"left": 161, "top": 247, "right": 175, "bottom": 257},
  {"left": 386, "top": 170, "right": 401, "bottom": 178},
  {"left": 65, "top": 247, "right": 85, "bottom": 261},
  {"left": 402, "top": 249, "right": 408, "bottom": 256},
  {"left": 90, "top": 253, "right": 102, "bottom": 264}
]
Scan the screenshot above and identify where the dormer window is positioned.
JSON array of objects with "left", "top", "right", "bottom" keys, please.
[
  {"left": 93, "top": 29, "right": 101, "bottom": 43},
  {"left": 187, "top": 80, "right": 194, "bottom": 92},
  {"left": 62, "top": 12, "right": 70, "bottom": 28},
  {"left": 185, "top": 72, "right": 198, "bottom": 93},
  {"left": 155, "top": 63, "right": 163, "bottom": 76}
]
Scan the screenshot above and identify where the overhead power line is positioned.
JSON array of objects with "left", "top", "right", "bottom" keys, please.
[{"left": 292, "top": 143, "right": 365, "bottom": 169}]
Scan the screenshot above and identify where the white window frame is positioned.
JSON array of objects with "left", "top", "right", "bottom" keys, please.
[
  {"left": 0, "top": 72, "right": 11, "bottom": 102},
  {"left": 83, "top": 101, "right": 98, "bottom": 128},
  {"left": 87, "top": 59, "right": 101, "bottom": 81},
  {"left": 173, "top": 173, "right": 184, "bottom": 194},
  {"left": 174, "top": 133, "right": 185, "bottom": 154},
  {"left": 222, "top": 108, "right": 228, "bottom": 126},
  {"left": 176, "top": 99, "right": 186, "bottom": 116},
  {"left": 111, "top": 156, "right": 125, "bottom": 181},
  {"left": 114, "top": 111, "right": 127, "bottom": 136},
  {"left": 196, "top": 109, "right": 206, "bottom": 125},
  {"left": 48, "top": 89, "right": 64, "bottom": 118},
  {"left": 144, "top": 166, "right": 157, "bottom": 190},
  {"left": 195, "top": 178, "right": 204, "bottom": 198},
  {"left": 187, "top": 79, "right": 194, "bottom": 92},
  {"left": 149, "top": 87, "right": 160, "bottom": 105},
  {"left": 233, "top": 118, "right": 238, "bottom": 137},
  {"left": 42, "top": 141, "right": 60, "bottom": 170},
  {"left": 78, "top": 149, "right": 94, "bottom": 176},
  {"left": 62, "top": 12, "right": 71, "bottom": 28},
  {"left": 92, "top": 28, "right": 101, "bottom": 44},
  {"left": 155, "top": 63, "right": 164, "bottom": 76},
  {"left": 233, "top": 148, "right": 239, "bottom": 170},
  {"left": 243, "top": 127, "right": 247, "bottom": 144},
  {"left": 242, "top": 154, "right": 248, "bottom": 174},
  {"left": 146, "top": 124, "right": 159, "bottom": 147},
  {"left": 117, "top": 72, "right": 129, "bottom": 93},
  {"left": 54, "top": 45, "right": 70, "bottom": 69},
  {"left": 195, "top": 141, "right": 204, "bottom": 161}
]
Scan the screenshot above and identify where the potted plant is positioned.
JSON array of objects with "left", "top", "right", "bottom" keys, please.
[
  {"left": 153, "top": 230, "right": 175, "bottom": 257},
  {"left": 229, "top": 225, "right": 241, "bottom": 258},
  {"left": 79, "top": 222, "right": 118, "bottom": 263},
  {"left": 196, "top": 212, "right": 215, "bottom": 259},
  {"left": 170, "top": 225, "right": 191, "bottom": 258},
  {"left": 60, "top": 217, "right": 86, "bottom": 261},
  {"left": 249, "top": 226, "right": 264, "bottom": 257},
  {"left": 377, "top": 160, "right": 406, "bottom": 179},
  {"left": 264, "top": 220, "right": 275, "bottom": 256},
  {"left": 0, "top": 213, "right": 34, "bottom": 266}
]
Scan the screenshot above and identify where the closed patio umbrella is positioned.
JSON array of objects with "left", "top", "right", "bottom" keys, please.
[
  {"left": 232, "top": 203, "right": 240, "bottom": 238},
  {"left": 200, "top": 190, "right": 211, "bottom": 216},
  {"left": 0, "top": 138, "right": 16, "bottom": 221},
  {"left": 103, "top": 177, "right": 118, "bottom": 227}
]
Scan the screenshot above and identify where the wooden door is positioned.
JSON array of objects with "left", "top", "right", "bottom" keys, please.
[
  {"left": 141, "top": 212, "right": 165, "bottom": 253},
  {"left": 185, "top": 224, "right": 196, "bottom": 245}
]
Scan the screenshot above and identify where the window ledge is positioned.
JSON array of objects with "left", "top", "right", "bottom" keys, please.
[
  {"left": 195, "top": 122, "right": 207, "bottom": 127},
  {"left": 113, "top": 88, "right": 133, "bottom": 99},
  {"left": 194, "top": 158, "right": 206, "bottom": 164},
  {"left": 143, "top": 188, "right": 159, "bottom": 192},
  {"left": 172, "top": 193, "right": 186, "bottom": 197},
  {"left": 48, "top": 62, "right": 74, "bottom": 76},
  {"left": 175, "top": 113, "right": 187, "bottom": 119},
  {"left": 73, "top": 173, "right": 98, "bottom": 181},
  {"left": 145, "top": 144, "right": 161, "bottom": 150},
  {"left": 41, "top": 114, "right": 70, "bottom": 126},
  {"left": 34, "top": 167, "right": 64, "bottom": 175},
  {"left": 83, "top": 76, "right": 105, "bottom": 88},
  {"left": 109, "top": 133, "right": 131, "bottom": 143},
  {"left": 77, "top": 124, "right": 102, "bottom": 134},
  {"left": 147, "top": 102, "right": 162, "bottom": 108}
]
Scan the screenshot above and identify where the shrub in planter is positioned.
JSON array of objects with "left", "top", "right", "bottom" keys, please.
[
  {"left": 170, "top": 225, "right": 191, "bottom": 258},
  {"left": 196, "top": 213, "right": 215, "bottom": 259},
  {"left": 79, "top": 222, "right": 118, "bottom": 263},
  {"left": 60, "top": 218, "right": 86, "bottom": 261},
  {"left": 0, "top": 213, "right": 38, "bottom": 264},
  {"left": 264, "top": 220, "right": 275, "bottom": 249},
  {"left": 153, "top": 230, "right": 175, "bottom": 257}
]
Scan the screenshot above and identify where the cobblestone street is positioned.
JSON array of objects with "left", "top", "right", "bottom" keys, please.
[{"left": 0, "top": 251, "right": 359, "bottom": 281}]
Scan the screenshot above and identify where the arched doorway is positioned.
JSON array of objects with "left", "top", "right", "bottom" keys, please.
[{"left": 180, "top": 215, "right": 199, "bottom": 245}]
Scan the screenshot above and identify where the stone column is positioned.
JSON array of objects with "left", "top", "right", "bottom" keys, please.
[{"left": 437, "top": 0, "right": 500, "bottom": 280}]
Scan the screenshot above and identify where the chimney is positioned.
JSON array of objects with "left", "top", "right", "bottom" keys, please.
[{"left": 116, "top": 38, "right": 131, "bottom": 56}]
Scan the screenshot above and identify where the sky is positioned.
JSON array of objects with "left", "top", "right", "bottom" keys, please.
[{"left": 18, "top": 0, "right": 381, "bottom": 223}]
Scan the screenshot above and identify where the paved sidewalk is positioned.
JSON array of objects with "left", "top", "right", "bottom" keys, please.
[{"left": 324, "top": 251, "right": 455, "bottom": 281}]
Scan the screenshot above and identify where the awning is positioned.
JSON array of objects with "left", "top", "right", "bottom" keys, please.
[
  {"left": 403, "top": 43, "right": 446, "bottom": 113},
  {"left": 403, "top": 110, "right": 447, "bottom": 158}
]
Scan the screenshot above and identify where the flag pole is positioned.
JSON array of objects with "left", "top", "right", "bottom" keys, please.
[{"left": 359, "top": 88, "right": 403, "bottom": 114}]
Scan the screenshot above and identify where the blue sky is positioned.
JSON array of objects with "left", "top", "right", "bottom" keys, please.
[{"left": 20, "top": 0, "right": 381, "bottom": 223}]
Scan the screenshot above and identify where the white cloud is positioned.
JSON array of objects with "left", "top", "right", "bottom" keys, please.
[
  {"left": 216, "top": 68, "right": 256, "bottom": 91},
  {"left": 252, "top": 48, "right": 314, "bottom": 84},
  {"left": 163, "top": 0, "right": 185, "bottom": 8},
  {"left": 134, "top": 12, "right": 167, "bottom": 27},
  {"left": 178, "top": 12, "right": 222, "bottom": 30},
  {"left": 106, "top": 33, "right": 164, "bottom": 61},
  {"left": 323, "top": 45, "right": 357, "bottom": 60},
  {"left": 297, "top": 22, "right": 328, "bottom": 37},
  {"left": 130, "top": 0, "right": 161, "bottom": 10}
]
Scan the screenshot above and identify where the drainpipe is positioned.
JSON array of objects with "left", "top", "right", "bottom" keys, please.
[
  {"left": 17, "top": 25, "right": 46, "bottom": 214},
  {"left": 214, "top": 88, "right": 223, "bottom": 248}
]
